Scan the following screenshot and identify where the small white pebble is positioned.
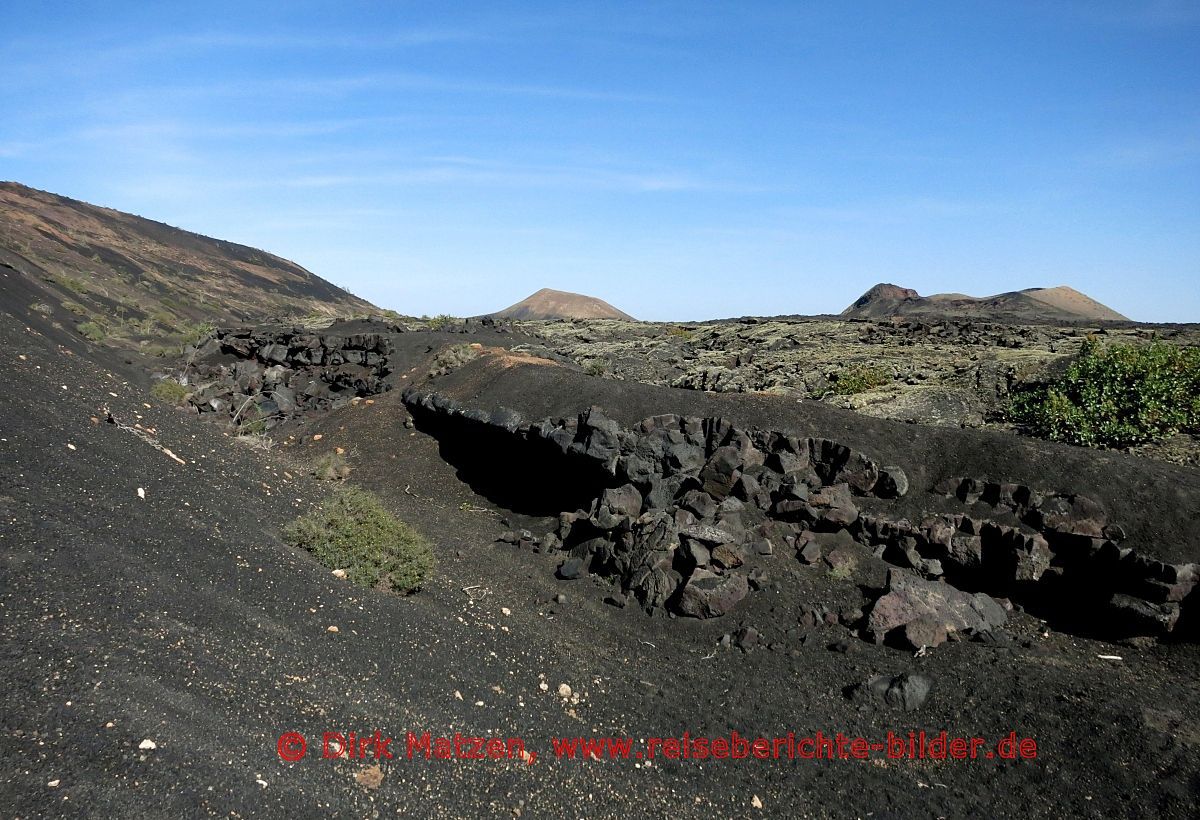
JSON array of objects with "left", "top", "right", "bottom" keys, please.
[
  {"left": 327, "top": 626, "right": 339, "bottom": 633},
  {"left": 139, "top": 739, "right": 156, "bottom": 750},
  {"left": 557, "top": 683, "right": 572, "bottom": 699},
  {"left": 501, "top": 607, "right": 512, "bottom": 616},
  {"left": 47, "top": 779, "right": 60, "bottom": 788}
]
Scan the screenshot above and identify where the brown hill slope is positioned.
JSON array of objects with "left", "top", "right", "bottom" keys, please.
[
  {"left": 0, "top": 182, "right": 377, "bottom": 352},
  {"left": 842, "top": 282, "right": 1128, "bottom": 322},
  {"left": 488, "top": 287, "right": 635, "bottom": 320}
]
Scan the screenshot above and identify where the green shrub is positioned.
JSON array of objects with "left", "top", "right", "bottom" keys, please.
[
  {"left": 282, "top": 487, "right": 434, "bottom": 592},
  {"left": 584, "top": 359, "right": 609, "bottom": 377},
  {"left": 150, "top": 378, "right": 189, "bottom": 405},
  {"left": 133, "top": 317, "right": 159, "bottom": 335},
  {"left": 1008, "top": 339, "right": 1200, "bottom": 448},
  {"left": 426, "top": 314, "right": 456, "bottom": 331},
  {"left": 180, "top": 321, "right": 216, "bottom": 347},
  {"left": 831, "top": 365, "right": 890, "bottom": 395},
  {"left": 233, "top": 401, "right": 272, "bottom": 436},
  {"left": 665, "top": 326, "right": 695, "bottom": 341},
  {"left": 239, "top": 417, "right": 268, "bottom": 437},
  {"left": 429, "top": 343, "right": 481, "bottom": 375},
  {"left": 140, "top": 342, "right": 176, "bottom": 358},
  {"left": 58, "top": 275, "right": 87, "bottom": 294},
  {"left": 77, "top": 321, "right": 106, "bottom": 342}
]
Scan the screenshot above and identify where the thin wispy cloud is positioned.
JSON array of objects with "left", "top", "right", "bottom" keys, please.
[
  {"left": 75, "top": 116, "right": 423, "bottom": 142},
  {"left": 145, "top": 28, "right": 486, "bottom": 51},
  {"left": 6, "top": 26, "right": 487, "bottom": 61},
  {"left": 96, "top": 72, "right": 666, "bottom": 104},
  {"left": 115, "top": 160, "right": 723, "bottom": 196}
]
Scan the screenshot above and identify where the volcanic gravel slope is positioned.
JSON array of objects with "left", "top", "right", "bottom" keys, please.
[
  {"left": 0, "top": 182, "right": 377, "bottom": 352},
  {"left": 2, "top": 314, "right": 1200, "bottom": 818}
]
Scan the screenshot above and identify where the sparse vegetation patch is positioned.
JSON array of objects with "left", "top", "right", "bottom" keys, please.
[
  {"left": 313, "top": 450, "right": 351, "bottom": 481},
  {"left": 150, "top": 378, "right": 189, "bottom": 405},
  {"left": 76, "top": 321, "right": 106, "bottom": 342},
  {"left": 831, "top": 365, "right": 890, "bottom": 395},
  {"left": 425, "top": 314, "right": 457, "bottom": 331},
  {"left": 429, "top": 343, "right": 481, "bottom": 376},
  {"left": 584, "top": 359, "right": 610, "bottom": 377},
  {"left": 282, "top": 487, "right": 434, "bottom": 592}
]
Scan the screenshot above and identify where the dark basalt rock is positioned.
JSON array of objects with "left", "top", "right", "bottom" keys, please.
[
  {"left": 186, "top": 327, "right": 393, "bottom": 428},
  {"left": 557, "top": 557, "right": 587, "bottom": 580},
  {"left": 862, "top": 672, "right": 933, "bottom": 711},
  {"left": 677, "top": 570, "right": 750, "bottom": 619},
  {"left": 867, "top": 569, "right": 1007, "bottom": 643},
  {"left": 386, "top": 386, "right": 1193, "bottom": 642}
]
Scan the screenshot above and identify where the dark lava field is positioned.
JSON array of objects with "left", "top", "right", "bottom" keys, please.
[{"left": 2, "top": 298, "right": 1199, "bottom": 818}]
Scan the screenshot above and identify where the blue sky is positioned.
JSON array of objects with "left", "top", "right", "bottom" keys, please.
[{"left": 2, "top": 1, "right": 1197, "bottom": 321}]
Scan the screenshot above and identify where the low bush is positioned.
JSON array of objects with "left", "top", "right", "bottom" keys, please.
[
  {"left": 1008, "top": 338, "right": 1200, "bottom": 448},
  {"left": 233, "top": 401, "right": 271, "bottom": 436},
  {"left": 76, "top": 321, "right": 106, "bottom": 342},
  {"left": 831, "top": 365, "right": 890, "bottom": 396},
  {"left": 150, "top": 378, "right": 189, "bottom": 405},
  {"left": 238, "top": 417, "right": 268, "bottom": 437},
  {"left": 313, "top": 451, "right": 351, "bottom": 481},
  {"left": 584, "top": 359, "right": 609, "bottom": 377},
  {"left": 428, "top": 343, "right": 481, "bottom": 376},
  {"left": 426, "top": 314, "right": 457, "bottom": 331},
  {"left": 58, "top": 275, "right": 88, "bottom": 294},
  {"left": 282, "top": 487, "right": 434, "bottom": 592},
  {"left": 180, "top": 321, "right": 216, "bottom": 347}
]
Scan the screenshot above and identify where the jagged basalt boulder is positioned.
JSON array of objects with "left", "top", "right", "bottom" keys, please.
[
  {"left": 676, "top": 570, "right": 750, "bottom": 618},
  {"left": 868, "top": 570, "right": 1007, "bottom": 644},
  {"left": 862, "top": 672, "right": 933, "bottom": 711}
]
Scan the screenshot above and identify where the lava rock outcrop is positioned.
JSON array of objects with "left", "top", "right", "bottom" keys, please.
[
  {"left": 402, "top": 386, "right": 1197, "bottom": 642},
  {"left": 179, "top": 326, "right": 394, "bottom": 427}
]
